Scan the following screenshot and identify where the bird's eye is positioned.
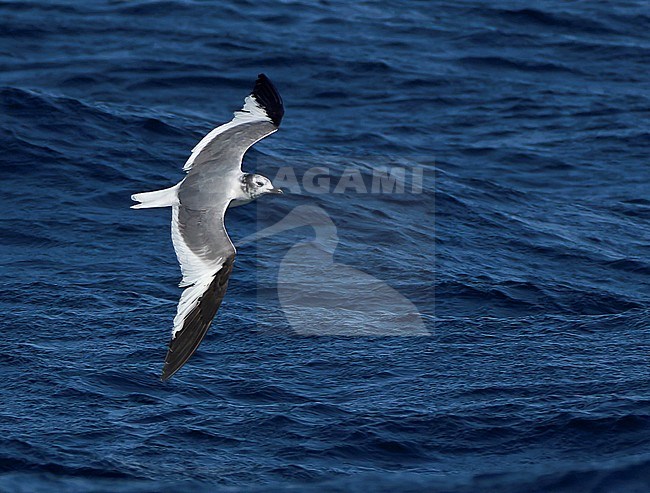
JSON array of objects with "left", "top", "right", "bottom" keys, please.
[{"left": 256, "top": 181, "right": 264, "bottom": 186}]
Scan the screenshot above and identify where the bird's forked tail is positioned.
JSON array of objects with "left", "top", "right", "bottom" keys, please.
[{"left": 131, "top": 184, "right": 180, "bottom": 209}]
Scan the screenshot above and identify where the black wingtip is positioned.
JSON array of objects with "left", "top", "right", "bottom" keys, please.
[
  {"left": 252, "top": 73, "right": 284, "bottom": 127},
  {"left": 160, "top": 258, "right": 234, "bottom": 381}
]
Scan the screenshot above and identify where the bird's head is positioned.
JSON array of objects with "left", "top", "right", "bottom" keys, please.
[{"left": 243, "top": 173, "right": 283, "bottom": 199}]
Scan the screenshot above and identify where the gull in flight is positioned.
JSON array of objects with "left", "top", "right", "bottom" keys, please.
[{"left": 131, "top": 74, "right": 284, "bottom": 381}]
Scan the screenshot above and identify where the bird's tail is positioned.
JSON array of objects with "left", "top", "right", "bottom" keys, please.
[{"left": 131, "top": 184, "right": 180, "bottom": 209}]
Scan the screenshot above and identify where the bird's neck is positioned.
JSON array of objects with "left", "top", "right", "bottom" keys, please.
[{"left": 228, "top": 173, "right": 256, "bottom": 207}]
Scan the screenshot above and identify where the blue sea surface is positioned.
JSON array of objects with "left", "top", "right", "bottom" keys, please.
[{"left": 2, "top": 1, "right": 650, "bottom": 491}]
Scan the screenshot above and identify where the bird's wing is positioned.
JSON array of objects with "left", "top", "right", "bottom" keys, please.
[
  {"left": 182, "top": 73, "right": 284, "bottom": 174},
  {"left": 161, "top": 73, "right": 284, "bottom": 380},
  {"left": 162, "top": 201, "right": 236, "bottom": 381}
]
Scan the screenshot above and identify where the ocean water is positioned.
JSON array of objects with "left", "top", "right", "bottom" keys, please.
[{"left": 2, "top": 0, "right": 650, "bottom": 491}]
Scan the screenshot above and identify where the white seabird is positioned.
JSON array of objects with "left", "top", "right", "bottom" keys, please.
[{"left": 131, "top": 73, "right": 284, "bottom": 381}]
